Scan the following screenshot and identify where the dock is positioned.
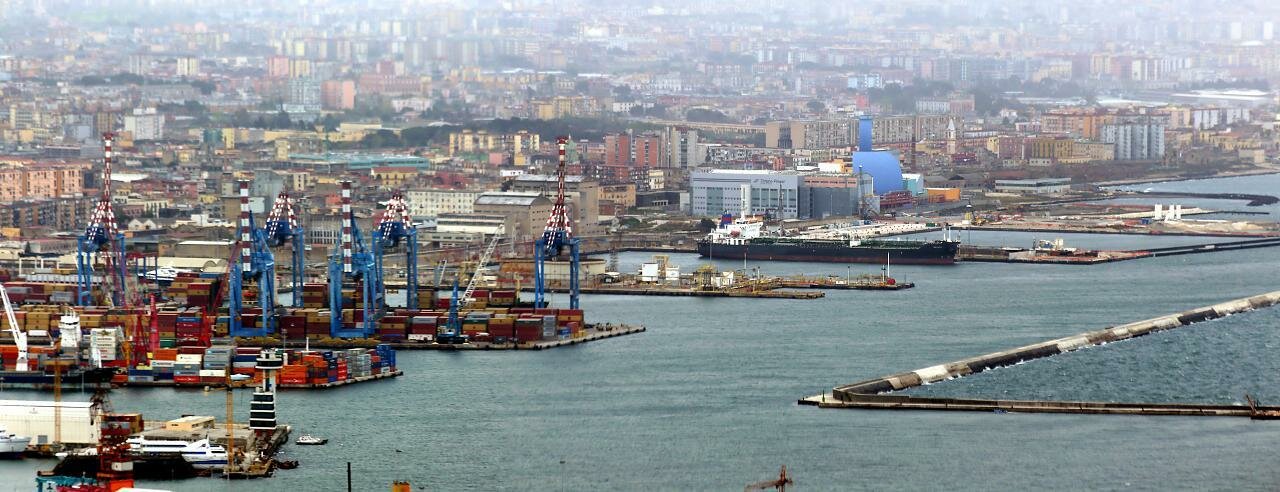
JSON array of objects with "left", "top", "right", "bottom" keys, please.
[
  {"left": 958, "top": 236, "right": 1280, "bottom": 265},
  {"left": 566, "top": 285, "right": 824, "bottom": 299},
  {"left": 279, "top": 369, "right": 402, "bottom": 389},
  {"left": 800, "top": 289, "right": 1280, "bottom": 417},
  {"left": 380, "top": 324, "right": 646, "bottom": 350},
  {"left": 48, "top": 423, "right": 292, "bottom": 480},
  {"left": 117, "top": 368, "right": 404, "bottom": 390}
]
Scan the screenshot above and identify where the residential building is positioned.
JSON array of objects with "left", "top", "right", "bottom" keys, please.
[
  {"left": 321, "top": 80, "right": 356, "bottom": 110},
  {"left": 175, "top": 56, "right": 200, "bottom": 77},
  {"left": 0, "top": 165, "right": 83, "bottom": 202},
  {"left": 604, "top": 131, "right": 663, "bottom": 169},
  {"left": 123, "top": 108, "right": 164, "bottom": 140},
  {"left": 766, "top": 119, "right": 855, "bottom": 149},
  {"left": 664, "top": 127, "right": 701, "bottom": 168},
  {"left": 405, "top": 189, "right": 483, "bottom": 219},
  {"left": 287, "top": 78, "right": 322, "bottom": 112},
  {"left": 1101, "top": 118, "right": 1166, "bottom": 161}
]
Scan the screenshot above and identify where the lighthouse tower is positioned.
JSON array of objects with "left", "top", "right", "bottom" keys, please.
[{"left": 249, "top": 348, "right": 284, "bottom": 432}]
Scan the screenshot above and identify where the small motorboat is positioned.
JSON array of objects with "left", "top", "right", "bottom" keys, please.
[
  {"left": 276, "top": 459, "right": 299, "bottom": 469},
  {"left": 295, "top": 435, "right": 327, "bottom": 446}
]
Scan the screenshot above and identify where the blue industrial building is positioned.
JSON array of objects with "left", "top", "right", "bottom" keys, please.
[{"left": 850, "top": 116, "right": 904, "bottom": 195}]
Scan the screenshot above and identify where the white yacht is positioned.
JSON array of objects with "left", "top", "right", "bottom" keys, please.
[
  {"left": 126, "top": 436, "right": 228, "bottom": 470},
  {"left": 126, "top": 436, "right": 190, "bottom": 456},
  {"left": 179, "top": 439, "right": 228, "bottom": 470},
  {"left": 0, "top": 425, "right": 31, "bottom": 457}
]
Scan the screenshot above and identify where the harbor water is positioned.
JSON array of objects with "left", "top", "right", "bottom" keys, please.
[{"left": 2, "top": 174, "right": 1280, "bottom": 490}]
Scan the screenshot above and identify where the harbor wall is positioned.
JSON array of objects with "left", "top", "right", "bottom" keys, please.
[{"left": 833, "top": 290, "right": 1280, "bottom": 401}]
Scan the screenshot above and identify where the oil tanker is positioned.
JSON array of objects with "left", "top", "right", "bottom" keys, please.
[{"left": 697, "top": 216, "right": 959, "bottom": 265}]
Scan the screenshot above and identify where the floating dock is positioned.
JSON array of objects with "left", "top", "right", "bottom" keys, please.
[{"left": 800, "top": 289, "right": 1280, "bottom": 417}]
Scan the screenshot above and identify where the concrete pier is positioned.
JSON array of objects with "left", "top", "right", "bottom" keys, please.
[
  {"left": 798, "top": 393, "right": 1280, "bottom": 417},
  {"left": 382, "top": 324, "right": 646, "bottom": 351},
  {"left": 800, "top": 290, "right": 1280, "bottom": 415}
]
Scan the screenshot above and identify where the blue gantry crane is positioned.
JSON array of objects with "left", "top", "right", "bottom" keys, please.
[
  {"left": 229, "top": 180, "right": 277, "bottom": 338},
  {"left": 438, "top": 279, "right": 467, "bottom": 344},
  {"left": 77, "top": 133, "right": 129, "bottom": 307},
  {"left": 264, "top": 191, "right": 306, "bottom": 308},
  {"left": 329, "top": 181, "right": 381, "bottom": 338},
  {"left": 534, "top": 136, "right": 580, "bottom": 310},
  {"left": 372, "top": 191, "right": 418, "bottom": 310}
]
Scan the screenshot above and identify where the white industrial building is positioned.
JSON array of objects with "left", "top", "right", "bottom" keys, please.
[{"left": 0, "top": 399, "right": 98, "bottom": 445}]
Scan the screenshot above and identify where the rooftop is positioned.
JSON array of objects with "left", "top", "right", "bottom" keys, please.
[
  {"left": 475, "top": 192, "right": 548, "bottom": 206},
  {"left": 513, "top": 174, "right": 588, "bottom": 183}
]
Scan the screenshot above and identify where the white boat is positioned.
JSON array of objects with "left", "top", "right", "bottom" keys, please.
[
  {"left": 127, "top": 436, "right": 190, "bottom": 456},
  {"left": 295, "top": 434, "right": 327, "bottom": 445},
  {"left": 126, "top": 436, "right": 228, "bottom": 470},
  {"left": 0, "top": 425, "right": 31, "bottom": 457},
  {"left": 179, "top": 439, "right": 228, "bottom": 470},
  {"left": 138, "top": 267, "right": 192, "bottom": 282}
]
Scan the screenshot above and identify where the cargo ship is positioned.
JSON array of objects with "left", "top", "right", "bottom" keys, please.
[
  {"left": 697, "top": 216, "right": 959, "bottom": 265},
  {"left": 0, "top": 366, "right": 117, "bottom": 389}
]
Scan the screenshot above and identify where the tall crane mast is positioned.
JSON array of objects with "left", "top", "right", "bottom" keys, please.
[
  {"left": 373, "top": 191, "right": 418, "bottom": 310},
  {"left": 328, "top": 181, "right": 380, "bottom": 338},
  {"left": 534, "top": 136, "right": 581, "bottom": 309},
  {"left": 77, "top": 133, "right": 129, "bottom": 307},
  {"left": 264, "top": 191, "right": 306, "bottom": 308},
  {"left": 228, "top": 180, "right": 277, "bottom": 338}
]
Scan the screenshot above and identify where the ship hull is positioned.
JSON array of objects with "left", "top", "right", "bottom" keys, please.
[
  {"left": 0, "top": 368, "right": 118, "bottom": 390},
  {"left": 698, "top": 241, "right": 959, "bottom": 265}
]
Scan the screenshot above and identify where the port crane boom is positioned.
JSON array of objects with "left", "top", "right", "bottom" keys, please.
[
  {"left": 265, "top": 191, "right": 306, "bottom": 307},
  {"left": 373, "top": 191, "right": 418, "bottom": 309},
  {"left": 0, "top": 284, "right": 28, "bottom": 372}
]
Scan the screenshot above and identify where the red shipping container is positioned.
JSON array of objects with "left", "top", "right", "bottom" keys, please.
[{"left": 515, "top": 325, "right": 541, "bottom": 342}]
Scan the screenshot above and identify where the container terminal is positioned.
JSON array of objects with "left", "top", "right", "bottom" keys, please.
[
  {"left": 0, "top": 137, "right": 641, "bottom": 394},
  {"left": 800, "top": 289, "right": 1280, "bottom": 418},
  {"left": 0, "top": 137, "right": 642, "bottom": 487}
]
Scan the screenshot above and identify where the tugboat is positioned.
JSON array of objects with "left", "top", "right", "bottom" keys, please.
[{"left": 294, "top": 435, "right": 327, "bottom": 446}]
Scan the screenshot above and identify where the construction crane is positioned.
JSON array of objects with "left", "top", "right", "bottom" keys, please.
[
  {"left": 264, "top": 191, "right": 306, "bottom": 308},
  {"left": 534, "top": 136, "right": 581, "bottom": 310},
  {"left": 329, "top": 181, "right": 380, "bottom": 338},
  {"left": 373, "top": 191, "right": 418, "bottom": 310},
  {"left": 0, "top": 284, "right": 28, "bottom": 371},
  {"left": 229, "top": 180, "right": 277, "bottom": 338},
  {"left": 440, "top": 233, "right": 501, "bottom": 344},
  {"left": 76, "top": 133, "right": 129, "bottom": 307}
]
